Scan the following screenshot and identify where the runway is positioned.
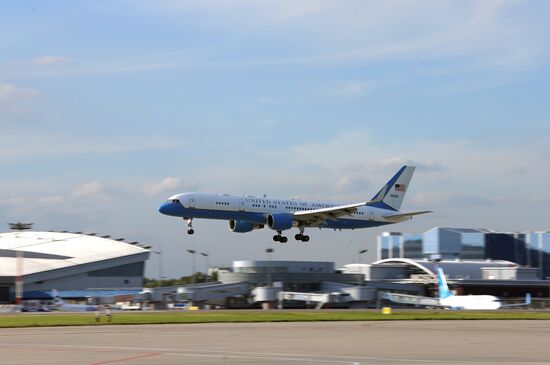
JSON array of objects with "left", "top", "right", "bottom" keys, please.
[{"left": 0, "top": 320, "right": 548, "bottom": 364}]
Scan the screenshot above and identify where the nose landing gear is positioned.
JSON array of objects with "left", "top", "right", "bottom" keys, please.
[{"left": 185, "top": 218, "right": 194, "bottom": 235}]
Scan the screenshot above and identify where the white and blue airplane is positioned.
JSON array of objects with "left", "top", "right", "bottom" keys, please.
[
  {"left": 384, "top": 267, "right": 532, "bottom": 310},
  {"left": 158, "top": 165, "right": 431, "bottom": 242},
  {"left": 436, "top": 267, "right": 531, "bottom": 310}
]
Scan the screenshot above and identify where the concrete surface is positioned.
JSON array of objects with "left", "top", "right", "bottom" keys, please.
[{"left": 0, "top": 320, "right": 548, "bottom": 364}]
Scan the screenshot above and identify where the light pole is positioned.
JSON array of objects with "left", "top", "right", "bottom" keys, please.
[
  {"left": 153, "top": 244, "right": 164, "bottom": 281},
  {"left": 187, "top": 249, "right": 196, "bottom": 284},
  {"left": 200, "top": 252, "right": 209, "bottom": 278},
  {"left": 358, "top": 249, "right": 368, "bottom": 264},
  {"left": 266, "top": 248, "right": 274, "bottom": 286}
]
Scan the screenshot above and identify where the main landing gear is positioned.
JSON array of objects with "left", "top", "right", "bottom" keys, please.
[
  {"left": 273, "top": 232, "right": 288, "bottom": 243},
  {"left": 185, "top": 218, "right": 194, "bottom": 235},
  {"left": 295, "top": 233, "right": 310, "bottom": 242},
  {"left": 273, "top": 230, "right": 310, "bottom": 243},
  {"left": 295, "top": 226, "right": 310, "bottom": 242}
]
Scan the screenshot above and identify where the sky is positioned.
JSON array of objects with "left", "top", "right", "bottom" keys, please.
[{"left": 1, "top": 0, "right": 550, "bottom": 279}]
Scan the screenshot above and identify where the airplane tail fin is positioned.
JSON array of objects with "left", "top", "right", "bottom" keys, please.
[
  {"left": 369, "top": 166, "right": 415, "bottom": 211},
  {"left": 51, "top": 289, "right": 64, "bottom": 305},
  {"left": 436, "top": 267, "right": 453, "bottom": 299}
]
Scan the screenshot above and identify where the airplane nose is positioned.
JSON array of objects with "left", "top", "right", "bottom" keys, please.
[{"left": 159, "top": 202, "right": 176, "bottom": 216}]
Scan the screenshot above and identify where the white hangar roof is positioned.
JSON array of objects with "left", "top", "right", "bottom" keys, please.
[{"left": 0, "top": 231, "right": 150, "bottom": 277}]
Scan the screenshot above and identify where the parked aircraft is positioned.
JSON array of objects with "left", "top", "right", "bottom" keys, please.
[
  {"left": 385, "top": 267, "right": 531, "bottom": 310},
  {"left": 436, "top": 267, "right": 531, "bottom": 310},
  {"left": 50, "top": 290, "right": 97, "bottom": 312},
  {"left": 159, "top": 165, "right": 431, "bottom": 242}
]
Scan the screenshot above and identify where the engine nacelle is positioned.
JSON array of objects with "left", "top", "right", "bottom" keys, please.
[
  {"left": 229, "top": 220, "right": 264, "bottom": 233},
  {"left": 267, "top": 213, "right": 294, "bottom": 231}
]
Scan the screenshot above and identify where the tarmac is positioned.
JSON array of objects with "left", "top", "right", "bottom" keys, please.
[{"left": 0, "top": 320, "right": 548, "bottom": 364}]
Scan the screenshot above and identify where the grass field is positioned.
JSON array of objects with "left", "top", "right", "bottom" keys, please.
[{"left": 1, "top": 310, "right": 550, "bottom": 328}]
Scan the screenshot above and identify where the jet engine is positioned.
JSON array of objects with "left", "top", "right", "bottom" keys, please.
[
  {"left": 229, "top": 220, "right": 264, "bottom": 233},
  {"left": 267, "top": 213, "right": 294, "bottom": 231}
]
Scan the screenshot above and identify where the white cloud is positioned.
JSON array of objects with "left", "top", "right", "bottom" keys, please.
[
  {"left": 0, "top": 133, "right": 176, "bottom": 163},
  {"left": 323, "top": 82, "right": 372, "bottom": 101},
  {"left": 72, "top": 182, "right": 110, "bottom": 201},
  {"left": 0, "top": 83, "right": 39, "bottom": 114},
  {"left": 37, "top": 195, "right": 65, "bottom": 205},
  {"left": 5, "top": 195, "right": 27, "bottom": 207},
  {"left": 411, "top": 192, "right": 501, "bottom": 207},
  {"left": 32, "top": 56, "right": 70, "bottom": 65},
  {"left": 154, "top": 0, "right": 546, "bottom": 70},
  {"left": 335, "top": 175, "right": 370, "bottom": 194},
  {"left": 143, "top": 177, "right": 191, "bottom": 196}
]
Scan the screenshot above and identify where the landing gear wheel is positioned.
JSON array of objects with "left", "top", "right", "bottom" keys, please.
[
  {"left": 273, "top": 235, "right": 280, "bottom": 242},
  {"left": 302, "top": 235, "right": 310, "bottom": 242},
  {"left": 280, "top": 236, "right": 288, "bottom": 243},
  {"left": 185, "top": 218, "right": 194, "bottom": 235},
  {"left": 295, "top": 234, "right": 303, "bottom": 241}
]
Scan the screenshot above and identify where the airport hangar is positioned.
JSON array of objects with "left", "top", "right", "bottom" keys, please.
[{"left": 0, "top": 231, "right": 150, "bottom": 304}]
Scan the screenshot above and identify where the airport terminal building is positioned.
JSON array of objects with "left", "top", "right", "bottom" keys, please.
[
  {"left": 378, "top": 227, "right": 550, "bottom": 279},
  {"left": 0, "top": 231, "right": 150, "bottom": 303}
]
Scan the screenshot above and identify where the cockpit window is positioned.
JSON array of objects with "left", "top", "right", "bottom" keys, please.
[{"left": 168, "top": 199, "right": 180, "bottom": 203}]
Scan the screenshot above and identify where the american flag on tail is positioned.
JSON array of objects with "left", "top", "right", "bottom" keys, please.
[{"left": 394, "top": 184, "right": 406, "bottom": 192}]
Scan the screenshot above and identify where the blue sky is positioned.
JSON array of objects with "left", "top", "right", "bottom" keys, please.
[{"left": 1, "top": 1, "right": 550, "bottom": 278}]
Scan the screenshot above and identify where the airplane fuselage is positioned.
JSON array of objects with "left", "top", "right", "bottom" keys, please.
[
  {"left": 158, "top": 166, "right": 429, "bottom": 241},
  {"left": 440, "top": 294, "right": 501, "bottom": 310},
  {"left": 159, "top": 192, "right": 395, "bottom": 230}
]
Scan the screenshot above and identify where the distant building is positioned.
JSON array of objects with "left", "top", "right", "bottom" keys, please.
[
  {"left": 219, "top": 260, "right": 363, "bottom": 291},
  {"left": 377, "top": 232, "right": 423, "bottom": 260},
  {"left": 377, "top": 228, "right": 550, "bottom": 279},
  {"left": 0, "top": 231, "right": 150, "bottom": 304}
]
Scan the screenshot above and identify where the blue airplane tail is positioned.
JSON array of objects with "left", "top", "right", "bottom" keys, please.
[
  {"left": 436, "top": 267, "right": 453, "bottom": 299},
  {"left": 369, "top": 166, "right": 415, "bottom": 211}
]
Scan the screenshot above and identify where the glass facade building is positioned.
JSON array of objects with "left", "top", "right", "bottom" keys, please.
[
  {"left": 377, "top": 232, "right": 401, "bottom": 260},
  {"left": 377, "top": 233, "right": 423, "bottom": 260},
  {"left": 402, "top": 234, "right": 423, "bottom": 259},
  {"left": 377, "top": 228, "right": 550, "bottom": 279}
]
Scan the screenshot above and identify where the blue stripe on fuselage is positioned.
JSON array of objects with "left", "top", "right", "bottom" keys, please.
[{"left": 158, "top": 202, "right": 391, "bottom": 229}]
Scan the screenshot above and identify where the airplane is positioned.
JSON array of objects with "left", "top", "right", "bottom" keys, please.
[
  {"left": 158, "top": 165, "right": 431, "bottom": 242},
  {"left": 435, "top": 267, "right": 531, "bottom": 310},
  {"left": 48, "top": 290, "right": 98, "bottom": 312},
  {"left": 384, "top": 267, "right": 531, "bottom": 310}
]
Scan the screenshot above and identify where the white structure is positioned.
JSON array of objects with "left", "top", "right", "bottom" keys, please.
[{"left": 0, "top": 231, "right": 150, "bottom": 303}]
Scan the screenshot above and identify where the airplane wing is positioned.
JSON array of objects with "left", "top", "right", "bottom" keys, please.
[
  {"left": 293, "top": 201, "right": 369, "bottom": 226},
  {"left": 382, "top": 210, "right": 433, "bottom": 222},
  {"left": 381, "top": 292, "right": 441, "bottom": 307}
]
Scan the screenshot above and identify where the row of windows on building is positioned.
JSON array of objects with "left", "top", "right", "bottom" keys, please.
[{"left": 377, "top": 228, "right": 550, "bottom": 279}]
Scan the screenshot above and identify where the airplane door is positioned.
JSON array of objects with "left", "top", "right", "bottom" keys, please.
[
  {"left": 239, "top": 199, "right": 245, "bottom": 211},
  {"left": 189, "top": 196, "right": 196, "bottom": 209},
  {"left": 369, "top": 209, "right": 374, "bottom": 221}
]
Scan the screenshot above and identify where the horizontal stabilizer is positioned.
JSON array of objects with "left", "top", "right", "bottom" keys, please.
[
  {"left": 383, "top": 210, "right": 433, "bottom": 222},
  {"left": 501, "top": 293, "right": 531, "bottom": 308}
]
